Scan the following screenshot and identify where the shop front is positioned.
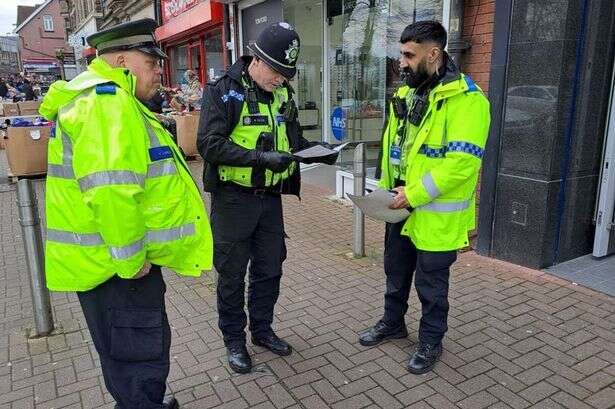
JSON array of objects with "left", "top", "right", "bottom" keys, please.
[
  {"left": 156, "top": 0, "right": 227, "bottom": 87},
  {"left": 232, "top": 0, "right": 448, "bottom": 159}
]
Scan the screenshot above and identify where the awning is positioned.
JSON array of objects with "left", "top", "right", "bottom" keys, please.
[{"left": 155, "top": 0, "right": 223, "bottom": 43}]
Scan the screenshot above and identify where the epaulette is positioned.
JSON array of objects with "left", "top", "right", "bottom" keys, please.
[
  {"left": 207, "top": 74, "right": 227, "bottom": 87},
  {"left": 95, "top": 83, "right": 117, "bottom": 95}
]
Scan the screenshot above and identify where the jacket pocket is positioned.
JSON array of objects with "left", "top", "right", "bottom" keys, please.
[{"left": 109, "top": 308, "right": 163, "bottom": 362}]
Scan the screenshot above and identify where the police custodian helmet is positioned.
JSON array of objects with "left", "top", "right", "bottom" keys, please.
[
  {"left": 87, "top": 18, "right": 167, "bottom": 59},
  {"left": 248, "top": 22, "right": 300, "bottom": 79}
]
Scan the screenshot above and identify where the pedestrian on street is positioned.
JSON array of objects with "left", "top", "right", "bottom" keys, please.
[
  {"left": 358, "top": 21, "right": 490, "bottom": 374},
  {"left": 198, "top": 22, "right": 339, "bottom": 374},
  {"left": 39, "top": 18, "right": 213, "bottom": 408}
]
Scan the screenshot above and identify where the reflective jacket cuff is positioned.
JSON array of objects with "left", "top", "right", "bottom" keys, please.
[
  {"left": 111, "top": 250, "right": 146, "bottom": 279},
  {"left": 406, "top": 185, "right": 432, "bottom": 209}
]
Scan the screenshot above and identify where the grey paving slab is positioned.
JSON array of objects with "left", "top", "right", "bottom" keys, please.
[{"left": 545, "top": 254, "right": 615, "bottom": 296}]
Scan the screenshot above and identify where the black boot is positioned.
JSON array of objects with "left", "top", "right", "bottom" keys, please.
[
  {"left": 227, "top": 344, "right": 252, "bottom": 374},
  {"left": 358, "top": 320, "right": 408, "bottom": 346},
  {"left": 407, "top": 342, "right": 442, "bottom": 374},
  {"left": 163, "top": 396, "right": 179, "bottom": 409},
  {"left": 114, "top": 396, "right": 179, "bottom": 409},
  {"left": 252, "top": 332, "right": 292, "bottom": 356}
]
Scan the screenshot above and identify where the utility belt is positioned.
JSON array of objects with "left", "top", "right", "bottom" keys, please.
[
  {"left": 394, "top": 178, "right": 406, "bottom": 187},
  {"left": 218, "top": 181, "right": 282, "bottom": 197}
]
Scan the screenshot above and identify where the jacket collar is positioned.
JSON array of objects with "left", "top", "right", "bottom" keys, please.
[
  {"left": 86, "top": 57, "right": 137, "bottom": 96},
  {"left": 440, "top": 52, "right": 461, "bottom": 85},
  {"left": 227, "top": 56, "right": 252, "bottom": 84},
  {"left": 430, "top": 54, "right": 473, "bottom": 100}
]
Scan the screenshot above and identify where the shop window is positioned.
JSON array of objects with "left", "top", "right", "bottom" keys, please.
[
  {"left": 204, "top": 30, "right": 225, "bottom": 82},
  {"left": 172, "top": 44, "right": 189, "bottom": 86},
  {"left": 326, "top": 0, "right": 443, "bottom": 166},
  {"left": 282, "top": 0, "right": 323, "bottom": 142}
]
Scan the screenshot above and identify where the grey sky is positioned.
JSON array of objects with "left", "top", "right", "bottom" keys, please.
[{"left": 0, "top": 0, "right": 42, "bottom": 36}]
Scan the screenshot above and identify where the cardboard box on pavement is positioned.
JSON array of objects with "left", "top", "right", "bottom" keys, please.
[
  {"left": 6, "top": 126, "right": 49, "bottom": 176},
  {"left": 171, "top": 112, "right": 199, "bottom": 157},
  {"left": 18, "top": 100, "right": 42, "bottom": 116},
  {"left": 2, "top": 103, "right": 19, "bottom": 117}
]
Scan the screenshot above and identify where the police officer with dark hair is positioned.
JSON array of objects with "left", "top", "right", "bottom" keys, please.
[
  {"left": 198, "top": 22, "right": 338, "bottom": 374},
  {"left": 358, "top": 20, "right": 490, "bottom": 374}
]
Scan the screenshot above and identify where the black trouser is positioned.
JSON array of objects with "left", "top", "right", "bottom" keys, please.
[
  {"left": 211, "top": 186, "right": 287, "bottom": 347},
  {"left": 383, "top": 221, "right": 457, "bottom": 345},
  {"left": 78, "top": 266, "right": 171, "bottom": 409}
]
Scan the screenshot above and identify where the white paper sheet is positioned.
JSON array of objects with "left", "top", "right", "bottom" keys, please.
[
  {"left": 348, "top": 189, "right": 410, "bottom": 223},
  {"left": 293, "top": 143, "right": 349, "bottom": 160}
]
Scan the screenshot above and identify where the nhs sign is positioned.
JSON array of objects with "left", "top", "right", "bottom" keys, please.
[{"left": 331, "top": 107, "right": 347, "bottom": 141}]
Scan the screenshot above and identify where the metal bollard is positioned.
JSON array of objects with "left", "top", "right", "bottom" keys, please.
[
  {"left": 353, "top": 143, "right": 366, "bottom": 257},
  {"left": 17, "top": 180, "right": 54, "bottom": 337}
]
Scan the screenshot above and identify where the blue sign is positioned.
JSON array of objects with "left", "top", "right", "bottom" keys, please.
[{"left": 331, "top": 106, "right": 346, "bottom": 141}]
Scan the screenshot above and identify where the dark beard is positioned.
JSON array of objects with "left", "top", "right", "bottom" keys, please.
[{"left": 403, "top": 60, "right": 430, "bottom": 89}]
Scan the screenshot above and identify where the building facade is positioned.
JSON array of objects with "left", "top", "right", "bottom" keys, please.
[
  {"left": 155, "top": 0, "right": 226, "bottom": 87},
  {"left": 477, "top": 0, "right": 615, "bottom": 270},
  {"left": 100, "top": 0, "right": 157, "bottom": 29},
  {"left": 60, "top": 0, "right": 104, "bottom": 73},
  {"left": 0, "top": 36, "right": 20, "bottom": 75},
  {"left": 15, "top": 0, "right": 76, "bottom": 79}
]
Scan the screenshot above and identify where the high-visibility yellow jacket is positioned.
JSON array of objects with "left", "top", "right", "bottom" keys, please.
[
  {"left": 379, "top": 68, "right": 490, "bottom": 251},
  {"left": 218, "top": 85, "right": 295, "bottom": 188},
  {"left": 40, "top": 57, "right": 213, "bottom": 291}
]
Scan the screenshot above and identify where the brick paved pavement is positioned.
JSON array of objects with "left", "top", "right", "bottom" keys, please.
[{"left": 0, "top": 156, "right": 614, "bottom": 408}]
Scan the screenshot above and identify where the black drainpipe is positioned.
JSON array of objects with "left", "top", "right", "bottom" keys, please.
[
  {"left": 447, "top": 0, "right": 470, "bottom": 68},
  {"left": 154, "top": 0, "right": 162, "bottom": 25}
]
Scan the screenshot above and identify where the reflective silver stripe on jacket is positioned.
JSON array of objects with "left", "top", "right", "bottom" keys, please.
[
  {"left": 48, "top": 123, "right": 75, "bottom": 180},
  {"left": 147, "top": 161, "right": 177, "bottom": 178},
  {"left": 416, "top": 200, "right": 470, "bottom": 213},
  {"left": 421, "top": 172, "right": 441, "bottom": 200},
  {"left": 47, "top": 229, "right": 104, "bottom": 246},
  {"left": 48, "top": 223, "right": 196, "bottom": 254},
  {"left": 109, "top": 239, "right": 145, "bottom": 260},
  {"left": 47, "top": 164, "right": 75, "bottom": 179},
  {"left": 147, "top": 223, "right": 195, "bottom": 243},
  {"left": 141, "top": 113, "right": 162, "bottom": 147},
  {"left": 78, "top": 170, "right": 146, "bottom": 192}
]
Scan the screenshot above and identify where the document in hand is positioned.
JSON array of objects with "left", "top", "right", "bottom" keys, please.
[
  {"left": 292, "top": 142, "right": 349, "bottom": 161},
  {"left": 348, "top": 189, "right": 410, "bottom": 223}
]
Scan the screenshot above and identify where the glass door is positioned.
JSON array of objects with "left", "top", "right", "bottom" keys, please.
[
  {"left": 593, "top": 57, "right": 615, "bottom": 257},
  {"left": 282, "top": 0, "right": 323, "bottom": 142}
]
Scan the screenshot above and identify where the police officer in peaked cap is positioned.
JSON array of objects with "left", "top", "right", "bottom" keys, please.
[
  {"left": 198, "top": 22, "right": 339, "bottom": 374},
  {"left": 87, "top": 18, "right": 168, "bottom": 59},
  {"left": 40, "top": 18, "right": 215, "bottom": 409}
]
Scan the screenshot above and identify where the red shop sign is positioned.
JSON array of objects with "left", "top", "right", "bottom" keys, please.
[{"left": 162, "top": 0, "right": 204, "bottom": 22}]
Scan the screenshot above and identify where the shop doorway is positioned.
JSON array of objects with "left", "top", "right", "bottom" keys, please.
[
  {"left": 593, "top": 57, "right": 615, "bottom": 258},
  {"left": 239, "top": 0, "right": 324, "bottom": 143},
  {"left": 240, "top": 0, "right": 283, "bottom": 55}
]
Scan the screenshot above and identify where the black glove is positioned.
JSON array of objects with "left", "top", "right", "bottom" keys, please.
[{"left": 256, "top": 151, "right": 294, "bottom": 173}]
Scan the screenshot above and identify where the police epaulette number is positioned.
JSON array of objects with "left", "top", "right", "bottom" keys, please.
[
  {"left": 149, "top": 146, "right": 173, "bottom": 161},
  {"left": 96, "top": 84, "right": 117, "bottom": 95}
]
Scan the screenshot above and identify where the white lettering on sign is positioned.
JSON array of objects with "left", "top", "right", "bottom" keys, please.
[
  {"left": 163, "top": 0, "right": 201, "bottom": 22},
  {"left": 255, "top": 16, "right": 268, "bottom": 24},
  {"left": 332, "top": 116, "right": 346, "bottom": 129}
]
